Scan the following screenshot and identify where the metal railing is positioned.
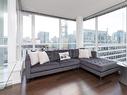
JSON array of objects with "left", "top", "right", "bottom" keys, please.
[
  {"left": 84, "top": 43, "right": 126, "bottom": 62},
  {"left": 22, "top": 43, "right": 127, "bottom": 62}
]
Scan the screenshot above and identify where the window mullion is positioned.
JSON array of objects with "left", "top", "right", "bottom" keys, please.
[
  {"left": 31, "top": 15, "right": 35, "bottom": 50},
  {"left": 95, "top": 17, "right": 98, "bottom": 52}
]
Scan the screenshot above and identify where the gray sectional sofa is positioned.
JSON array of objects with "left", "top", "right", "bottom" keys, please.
[{"left": 25, "top": 49, "right": 119, "bottom": 80}]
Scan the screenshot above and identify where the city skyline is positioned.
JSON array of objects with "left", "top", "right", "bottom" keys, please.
[
  {"left": 23, "top": 29, "right": 126, "bottom": 44},
  {"left": 83, "top": 8, "right": 126, "bottom": 36},
  {"left": 22, "top": 29, "right": 127, "bottom": 62},
  {"left": 23, "top": 8, "right": 126, "bottom": 41}
]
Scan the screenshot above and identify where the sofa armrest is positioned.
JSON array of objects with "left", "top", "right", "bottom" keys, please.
[{"left": 25, "top": 54, "right": 31, "bottom": 79}]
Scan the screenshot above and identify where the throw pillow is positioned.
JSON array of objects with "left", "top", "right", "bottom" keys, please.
[
  {"left": 38, "top": 51, "right": 50, "bottom": 64},
  {"left": 59, "top": 52, "right": 71, "bottom": 60},
  {"left": 29, "top": 51, "right": 39, "bottom": 66},
  {"left": 79, "top": 49, "right": 91, "bottom": 58}
]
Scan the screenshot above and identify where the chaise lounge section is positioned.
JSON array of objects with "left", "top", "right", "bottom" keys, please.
[
  {"left": 80, "top": 58, "right": 119, "bottom": 78},
  {"left": 25, "top": 49, "right": 119, "bottom": 80}
]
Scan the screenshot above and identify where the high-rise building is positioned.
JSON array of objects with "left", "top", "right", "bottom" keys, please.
[
  {"left": 83, "top": 29, "right": 110, "bottom": 44},
  {"left": 83, "top": 29, "right": 95, "bottom": 43},
  {"left": 37, "top": 31, "right": 49, "bottom": 43},
  {"left": 112, "top": 30, "right": 126, "bottom": 43},
  {"left": 59, "top": 20, "right": 68, "bottom": 49},
  {"left": 68, "top": 34, "right": 76, "bottom": 49},
  {"left": 51, "top": 36, "right": 59, "bottom": 49}
]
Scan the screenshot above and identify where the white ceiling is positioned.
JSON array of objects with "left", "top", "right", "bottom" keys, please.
[{"left": 21, "top": 0, "right": 125, "bottom": 20}]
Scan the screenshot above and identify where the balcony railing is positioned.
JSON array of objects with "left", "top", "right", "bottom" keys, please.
[
  {"left": 84, "top": 43, "right": 127, "bottom": 62},
  {"left": 22, "top": 43, "right": 127, "bottom": 62}
]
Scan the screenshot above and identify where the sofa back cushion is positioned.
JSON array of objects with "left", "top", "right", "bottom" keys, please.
[
  {"left": 70, "top": 49, "right": 79, "bottom": 58},
  {"left": 25, "top": 49, "right": 97, "bottom": 64},
  {"left": 45, "top": 49, "right": 79, "bottom": 62},
  {"left": 46, "top": 51, "right": 60, "bottom": 62},
  {"left": 46, "top": 50, "right": 69, "bottom": 62}
]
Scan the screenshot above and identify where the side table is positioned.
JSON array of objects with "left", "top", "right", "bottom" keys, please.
[{"left": 117, "top": 62, "right": 127, "bottom": 86}]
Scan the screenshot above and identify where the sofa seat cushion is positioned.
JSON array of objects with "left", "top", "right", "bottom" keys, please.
[
  {"left": 80, "top": 58, "right": 118, "bottom": 72},
  {"left": 59, "top": 59, "right": 80, "bottom": 67},
  {"left": 31, "top": 62, "right": 60, "bottom": 73}
]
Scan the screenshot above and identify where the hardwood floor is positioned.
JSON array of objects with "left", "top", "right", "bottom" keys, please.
[{"left": 0, "top": 69, "right": 127, "bottom": 95}]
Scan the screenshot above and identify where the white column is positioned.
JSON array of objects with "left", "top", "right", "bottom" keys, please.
[
  {"left": 17, "top": 11, "right": 23, "bottom": 61},
  {"left": 59, "top": 19, "right": 62, "bottom": 49},
  {"left": 8, "top": 0, "right": 18, "bottom": 84},
  {"left": 8, "top": 0, "right": 17, "bottom": 69},
  {"left": 76, "top": 17, "right": 83, "bottom": 48}
]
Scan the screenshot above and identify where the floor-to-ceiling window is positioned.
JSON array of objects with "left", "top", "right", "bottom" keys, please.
[
  {"left": 0, "top": 0, "right": 8, "bottom": 66},
  {"left": 83, "top": 18, "right": 96, "bottom": 50},
  {"left": 0, "top": 0, "right": 8, "bottom": 89},
  {"left": 83, "top": 7, "right": 126, "bottom": 62},
  {"left": 59, "top": 19, "right": 76, "bottom": 49},
  {"left": 22, "top": 14, "right": 32, "bottom": 45},
  {"left": 35, "top": 15, "right": 59, "bottom": 50},
  {"left": 22, "top": 15, "right": 32, "bottom": 48},
  {"left": 22, "top": 14, "right": 32, "bottom": 56},
  {"left": 22, "top": 14, "right": 76, "bottom": 51},
  {"left": 22, "top": 7, "right": 127, "bottom": 62},
  {"left": 98, "top": 8, "right": 126, "bottom": 61}
]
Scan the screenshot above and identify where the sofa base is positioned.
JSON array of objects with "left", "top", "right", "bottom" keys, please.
[
  {"left": 81, "top": 64, "right": 119, "bottom": 78},
  {"left": 28, "top": 64, "right": 79, "bottom": 79},
  {"left": 27, "top": 65, "right": 119, "bottom": 81}
]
